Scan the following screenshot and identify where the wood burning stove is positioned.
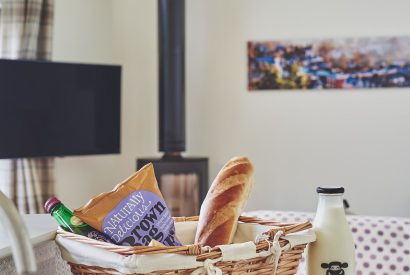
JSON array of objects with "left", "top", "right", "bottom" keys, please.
[
  {"left": 137, "top": 0, "right": 208, "bottom": 217},
  {"left": 137, "top": 157, "right": 208, "bottom": 217}
]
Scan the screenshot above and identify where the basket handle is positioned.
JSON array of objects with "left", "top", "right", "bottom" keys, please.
[
  {"left": 174, "top": 215, "right": 307, "bottom": 227},
  {"left": 264, "top": 220, "right": 312, "bottom": 239}
]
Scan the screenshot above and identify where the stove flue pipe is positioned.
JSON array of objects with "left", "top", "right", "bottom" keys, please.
[{"left": 158, "top": 0, "right": 185, "bottom": 156}]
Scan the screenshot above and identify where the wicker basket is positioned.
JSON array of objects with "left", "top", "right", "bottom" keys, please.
[{"left": 57, "top": 216, "right": 312, "bottom": 275}]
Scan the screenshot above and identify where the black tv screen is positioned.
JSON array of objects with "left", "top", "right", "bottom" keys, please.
[{"left": 0, "top": 59, "right": 121, "bottom": 158}]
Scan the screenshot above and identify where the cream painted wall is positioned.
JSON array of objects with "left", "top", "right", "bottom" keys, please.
[
  {"left": 186, "top": 0, "right": 410, "bottom": 217},
  {"left": 53, "top": 0, "right": 410, "bottom": 217},
  {"left": 53, "top": 0, "right": 162, "bottom": 209}
]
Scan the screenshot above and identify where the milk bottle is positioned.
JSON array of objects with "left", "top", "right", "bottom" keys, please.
[{"left": 307, "top": 187, "right": 356, "bottom": 275}]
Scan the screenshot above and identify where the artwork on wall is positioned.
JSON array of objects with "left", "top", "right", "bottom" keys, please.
[{"left": 248, "top": 37, "right": 410, "bottom": 91}]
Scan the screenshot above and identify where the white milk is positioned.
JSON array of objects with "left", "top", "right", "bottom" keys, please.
[{"left": 306, "top": 188, "right": 356, "bottom": 275}]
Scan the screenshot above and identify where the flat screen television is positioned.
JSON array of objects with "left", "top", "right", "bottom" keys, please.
[{"left": 0, "top": 59, "right": 121, "bottom": 158}]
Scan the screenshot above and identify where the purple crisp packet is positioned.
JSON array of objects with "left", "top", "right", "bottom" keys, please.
[{"left": 102, "top": 190, "right": 181, "bottom": 246}]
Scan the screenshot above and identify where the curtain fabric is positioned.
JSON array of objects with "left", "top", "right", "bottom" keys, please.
[
  {"left": 0, "top": 0, "right": 54, "bottom": 213},
  {"left": 0, "top": 0, "right": 53, "bottom": 59}
]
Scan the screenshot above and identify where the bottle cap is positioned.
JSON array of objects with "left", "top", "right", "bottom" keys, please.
[
  {"left": 44, "top": 197, "right": 61, "bottom": 213},
  {"left": 316, "top": 186, "right": 344, "bottom": 194}
]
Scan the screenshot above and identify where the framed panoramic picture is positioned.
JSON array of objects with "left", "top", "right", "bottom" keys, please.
[{"left": 248, "top": 37, "right": 410, "bottom": 91}]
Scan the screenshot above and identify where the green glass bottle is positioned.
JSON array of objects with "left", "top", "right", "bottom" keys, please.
[{"left": 44, "top": 197, "right": 112, "bottom": 243}]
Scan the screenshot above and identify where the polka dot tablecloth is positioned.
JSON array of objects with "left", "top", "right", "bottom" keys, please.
[{"left": 246, "top": 210, "right": 410, "bottom": 275}]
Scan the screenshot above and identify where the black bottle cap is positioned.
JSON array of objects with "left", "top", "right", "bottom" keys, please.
[{"left": 316, "top": 187, "right": 345, "bottom": 194}]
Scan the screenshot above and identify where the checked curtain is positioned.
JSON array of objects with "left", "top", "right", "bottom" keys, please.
[{"left": 0, "top": 0, "right": 55, "bottom": 213}]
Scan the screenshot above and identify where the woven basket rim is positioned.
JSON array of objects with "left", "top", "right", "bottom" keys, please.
[{"left": 56, "top": 215, "right": 312, "bottom": 260}]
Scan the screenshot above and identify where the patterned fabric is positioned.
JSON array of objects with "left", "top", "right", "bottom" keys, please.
[
  {"left": 0, "top": 0, "right": 55, "bottom": 214},
  {"left": 0, "top": 159, "right": 54, "bottom": 213},
  {"left": 246, "top": 210, "right": 410, "bottom": 275},
  {"left": 0, "top": 0, "right": 53, "bottom": 59}
]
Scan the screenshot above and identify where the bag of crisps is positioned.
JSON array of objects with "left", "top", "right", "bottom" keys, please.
[{"left": 74, "top": 163, "right": 181, "bottom": 246}]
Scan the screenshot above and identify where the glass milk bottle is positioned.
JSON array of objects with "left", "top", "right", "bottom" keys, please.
[{"left": 307, "top": 187, "right": 356, "bottom": 275}]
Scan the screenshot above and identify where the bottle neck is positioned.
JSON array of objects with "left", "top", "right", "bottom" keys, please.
[
  {"left": 317, "top": 193, "right": 344, "bottom": 210},
  {"left": 50, "top": 203, "right": 77, "bottom": 231}
]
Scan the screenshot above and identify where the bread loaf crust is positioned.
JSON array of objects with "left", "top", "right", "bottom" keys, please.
[{"left": 194, "top": 156, "right": 254, "bottom": 247}]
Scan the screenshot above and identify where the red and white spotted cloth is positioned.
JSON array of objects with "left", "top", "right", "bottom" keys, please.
[{"left": 245, "top": 210, "right": 410, "bottom": 275}]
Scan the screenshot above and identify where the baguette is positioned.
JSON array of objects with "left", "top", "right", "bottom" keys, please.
[{"left": 194, "top": 156, "right": 254, "bottom": 247}]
